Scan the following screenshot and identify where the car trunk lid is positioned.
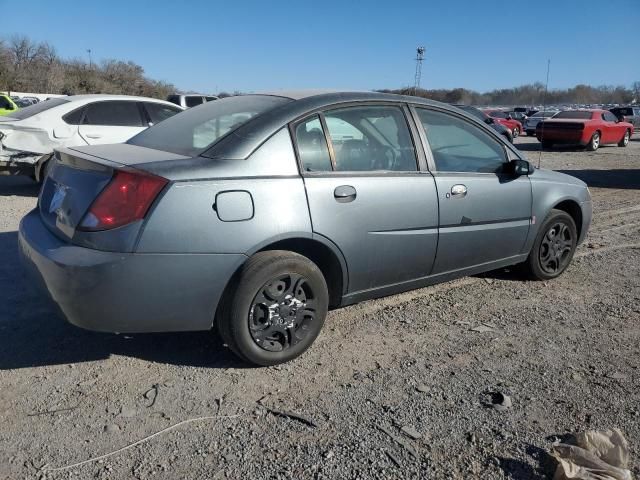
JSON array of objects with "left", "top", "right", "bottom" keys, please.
[{"left": 39, "top": 149, "right": 121, "bottom": 240}]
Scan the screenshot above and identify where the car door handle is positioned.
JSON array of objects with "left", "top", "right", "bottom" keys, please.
[
  {"left": 450, "top": 184, "right": 467, "bottom": 198},
  {"left": 334, "top": 185, "right": 357, "bottom": 203},
  {"left": 85, "top": 133, "right": 102, "bottom": 139}
]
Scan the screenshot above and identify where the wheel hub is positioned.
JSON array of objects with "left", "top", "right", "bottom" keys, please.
[{"left": 248, "top": 274, "right": 317, "bottom": 352}]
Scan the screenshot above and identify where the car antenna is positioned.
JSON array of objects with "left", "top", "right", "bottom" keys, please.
[{"left": 538, "top": 58, "right": 551, "bottom": 169}]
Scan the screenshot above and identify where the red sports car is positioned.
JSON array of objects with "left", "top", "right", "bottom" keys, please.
[
  {"left": 483, "top": 110, "right": 523, "bottom": 137},
  {"left": 536, "top": 110, "right": 633, "bottom": 151}
]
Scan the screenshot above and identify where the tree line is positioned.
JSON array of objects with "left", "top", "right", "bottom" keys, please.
[
  {"left": 380, "top": 82, "right": 640, "bottom": 107},
  {"left": 0, "top": 35, "right": 175, "bottom": 99},
  {"left": 1, "top": 35, "right": 638, "bottom": 106}
]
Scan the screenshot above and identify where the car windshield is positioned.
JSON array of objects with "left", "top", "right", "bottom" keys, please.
[
  {"left": 553, "top": 111, "right": 593, "bottom": 119},
  {"left": 127, "top": 95, "right": 292, "bottom": 156},
  {"left": 5, "top": 97, "right": 69, "bottom": 120}
]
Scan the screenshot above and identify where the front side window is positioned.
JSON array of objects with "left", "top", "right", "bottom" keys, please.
[
  {"left": 416, "top": 108, "right": 507, "bottom": 174},
  {"left": 603, "top": 111, "right": 618, "bottom": 122},
  {"left": 323, "top": 106, "right": 417, "bottom": 172},
  {"left": 295, "top": 115, "right": 332, "bottom": 172},
  {"left": 83, "top": 101, "right": 144, "bottom": 127}
]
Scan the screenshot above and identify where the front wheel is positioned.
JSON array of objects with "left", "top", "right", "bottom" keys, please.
[
  {"left": 513, "top": 127, "right": 520, "bottom": 137},
  {"left": 586, "top": 131, "right": 600, "bottom": 151},
  {"left": 618, "top": 129, "right": 630, "bottom": 147},
  {"left": 217, "top": 251, "right": 329, "bottom": 366},
  {"left": 523, "top": 209, "right": 577, "bottom": 281}
]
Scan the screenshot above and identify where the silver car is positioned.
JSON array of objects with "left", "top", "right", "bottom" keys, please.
[
  {"left": 524, "top": 110, "right": 559, "bottom": 135},
  {"left": 19, "top": 91, "right": 592, "bottom": 365}
]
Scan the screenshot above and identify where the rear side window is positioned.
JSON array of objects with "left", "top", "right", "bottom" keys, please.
[
  {"left": 167, "top": 95, "right": 180, "bottom": 106},
  {"left": 323, "top": 106, "right": 417, "bottom": 172},
  {"left": 63, "top": 107, "right": 85, "bottom": 125},
  {"left": 83, "top": 101, "right": 144, "bottom": 127},
  {"left": 205, "top": 96, "right": 218, "bottom": 102},
  {"left": 417, "top": 108, "right": 507, "bottom": 173},
  {"left": 4, "top": 97, "right": 69, "bottom": 120},
  {"left": 295, "top": 116, "right": 332, "bottom": 172},
  {"left": 144, "top": 102, "right": 182, "bottom": 124},
  {"left": 185, "top": 96, "right": 204, "bottom": 108}
]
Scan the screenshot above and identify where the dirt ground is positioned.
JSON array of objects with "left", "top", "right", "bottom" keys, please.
[{"left": 1, "top": 135, "right": 639, "bottom": 480}]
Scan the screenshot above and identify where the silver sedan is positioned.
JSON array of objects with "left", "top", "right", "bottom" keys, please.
[{"left": 19, "top": 91, "right": 592, "bottom": 365}]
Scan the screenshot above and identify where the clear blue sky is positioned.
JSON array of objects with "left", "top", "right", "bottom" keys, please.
[{"left": 3, "top": 0, "right": 639, "bottom": 94}]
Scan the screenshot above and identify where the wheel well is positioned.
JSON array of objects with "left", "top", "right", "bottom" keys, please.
[
  {"left": 554, "top": 200, "right": 582, "bottom": 234},
  {"left": 258, "top": 239, "right": 345, "bottom": 308}
]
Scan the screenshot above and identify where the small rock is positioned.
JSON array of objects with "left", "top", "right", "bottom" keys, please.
[
  {"left": 104, "top": 424, "right": 120, "bottom": 434},
  {"left": 608, "top": 372, "right": 628, "bottom": 381},
  {"left": 401, "top": 425, "right": 422, "bottom": 440},
  {"left": 415, "top": 384, "right": 429, "bottom": 393},
  {"left": 484, "top": 278, "right": 494, "bottom": 284},
  {"left": 119, "top": 406, "right": 136, "bottom": 418},
  {"left": 470, "top": 325, "right": 494, "bottom": 333},
  {"left": 492, "top": 392, "right": 512, "bottom": 411},
  {"left": 324, "top": 450, "right": 334, "bottom": 459}
]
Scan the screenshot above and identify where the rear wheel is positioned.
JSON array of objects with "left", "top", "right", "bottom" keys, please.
[
  {"left": 586, "top": 131, "right": 600, "bottom": 151},
  {"left": 618, "top": 129, "right": 630, "bottom": 147},
  {"left": 217, "top": 251, "right": 329, "bottom": 366},
  {"left": 523, "top": 209, "right": 577, "bottom": 280}
]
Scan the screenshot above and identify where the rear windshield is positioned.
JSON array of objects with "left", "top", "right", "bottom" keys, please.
[
  {"left": 553, "top": 111, "right": 593, "bottom": 119},
  {"left": 5, "top": 97, "right": 69, "bottom": 120},
  {"left": 612, "top": 108, "right": 632, "bottom": 115},
  {"left": 128, "top": 95, "right": 291, "bottom": 156}
]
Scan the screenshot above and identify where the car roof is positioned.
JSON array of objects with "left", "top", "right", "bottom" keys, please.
[
  {"left": 67, "top": 94, "right": 178, "bottom": 105},
  {"left": 203, "top": 91, "right": 498, "bottom": 161}
]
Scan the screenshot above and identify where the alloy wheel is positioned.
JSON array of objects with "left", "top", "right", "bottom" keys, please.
[
  {"left": 248, "top": 274, "right": 317, "bottom": 352},
  {"left": 539, "top": 221, "right": 573, "bottom": 275}
]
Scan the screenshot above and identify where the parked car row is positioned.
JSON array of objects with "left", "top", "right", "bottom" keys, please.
[
  {"left": 0, "top": 95, "right": 183, "bottom": 181},
  {"left": 483, "top": 110, "right": 524, "bottom": 138}
]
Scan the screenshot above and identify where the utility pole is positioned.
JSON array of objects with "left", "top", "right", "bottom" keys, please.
[
  {"left": 413, "top": 46, "right": 425, "bottom": 95},
  {"left": 87, "top": 49, "right": 92, "bottom": 68}
]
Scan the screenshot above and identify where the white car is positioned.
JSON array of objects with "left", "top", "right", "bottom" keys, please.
[{"left": 0, "top": 94, "right": 183, "bottom": 181}]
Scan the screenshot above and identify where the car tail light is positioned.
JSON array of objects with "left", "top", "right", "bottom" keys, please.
[{"left": 78, "top": 169, "right": 168, "bottom": 231}]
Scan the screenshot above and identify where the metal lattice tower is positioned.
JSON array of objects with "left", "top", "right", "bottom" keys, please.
[{"left": 413, "top": 46, "right": 425, "bottom": 94}]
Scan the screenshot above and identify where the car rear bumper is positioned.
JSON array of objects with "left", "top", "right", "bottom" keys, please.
[
  {"left": 536, "top": 131, "right": 587, "bottom": 144},
  {"left": 19, "top": 209, "right": 246, "bottom": 333}
]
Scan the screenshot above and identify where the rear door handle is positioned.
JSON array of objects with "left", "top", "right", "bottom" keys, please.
[
  {"left": 450, "top": 184, "right": 467, "bottom": 198},
  {"left": 334, "top": 185, "right": 357, "bottom": 203},
  {"left": 85, "top": 133, "right": 102, "bottom": 139}
]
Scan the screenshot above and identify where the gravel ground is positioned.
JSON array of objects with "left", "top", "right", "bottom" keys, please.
[{"left": 1, "top": 136, "right": 639, "bottom": 480}]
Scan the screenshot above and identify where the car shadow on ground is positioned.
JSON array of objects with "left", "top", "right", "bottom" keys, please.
[
  {"left": 0, "top": 176, "right": 41, "bottom": 197},
  {"left": 497, "top": 444, "right": 557, "bottom": 479},
  {"left": 0, "top": 230, "right": 247, "bottom": 371},
  {"left": 515, "top": 141, "right": 590, "bottom": 153},
  {"left": 558, "top": 169, "right": 640, "bottom": 189}
]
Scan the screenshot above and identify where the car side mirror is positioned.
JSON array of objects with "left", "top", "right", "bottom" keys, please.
[{"left": 508, "top": 159, "right": 533, "bottom": 176}]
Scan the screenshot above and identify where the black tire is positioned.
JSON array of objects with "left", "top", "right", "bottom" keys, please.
[
  {"left": 513, "top": 127, "right": 520, "bottom": 138},
  {"left": 618, "top": 129, "right": 630, "bottom": 147},
  {"left": 541, "top": 140, "right": 553, "bottom": 149},
  {"left": 217, "top": 250, "right": 329, "bottom": 366},
  {"left": 586, "top": 131, "right": 600, "bottom": 151},
  {"left": 523, "top": 209, "right": 577, "bottom": 281}
]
